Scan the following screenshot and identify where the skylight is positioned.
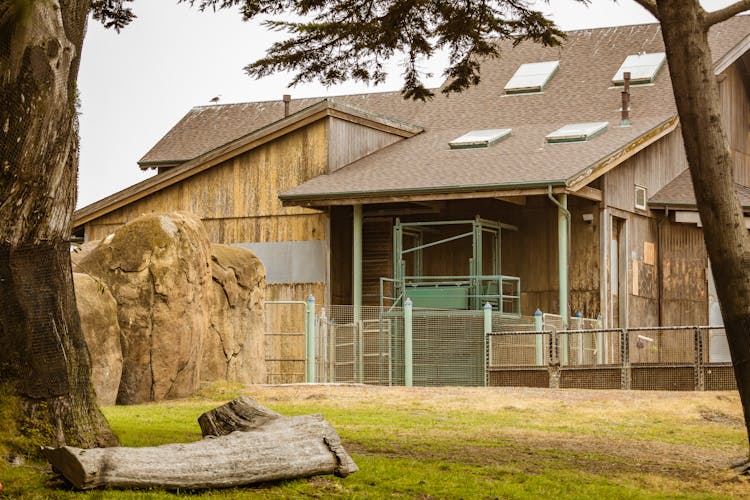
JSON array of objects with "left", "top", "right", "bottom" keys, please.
[
  {"left": 612, "top": 52, "right": 666, "bottom": 85},
  {"left": 546, "top": 122, "right": 608, "bottom": 143},
  {"left": 449, "top": 129, "right": 512, "bottom": 149},
  {"left": 504, "top": 61, "right": 560, "bottom": 94}
]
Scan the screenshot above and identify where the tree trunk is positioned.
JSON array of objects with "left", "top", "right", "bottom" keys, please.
[
  {"left": 44, "top": 400, "right": 358, "bottom": 490},
  {"left": 0, "top": 1, "right": 115, "bottom": 450},
  {"left": 657, "top": 0, "right": 750, "bottom": 456}
]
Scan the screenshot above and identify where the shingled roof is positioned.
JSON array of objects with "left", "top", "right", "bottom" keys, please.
[
  {"left": 281, "top": 16, "right": 750, "bottom": 204},
  {"left": 138, "top": 92, "right": 428, "bottom": 168},
  {"left": 649, "top": 169, "right": 750, "bottom": 209},
  {"left": 77, "top": 16, "right": 750, "bottom": 224}
]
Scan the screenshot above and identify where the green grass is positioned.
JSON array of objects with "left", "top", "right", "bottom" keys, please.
[{"left": 2, "top": 385, "right": 750, "bottom": 498}]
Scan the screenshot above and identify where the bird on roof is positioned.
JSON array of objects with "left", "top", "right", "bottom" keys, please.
[{"left": 209, "top": 95, "right": 221, "bottom": 103}]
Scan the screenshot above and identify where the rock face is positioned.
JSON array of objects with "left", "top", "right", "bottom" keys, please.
[
  {"left": 73, "top": 212, "right": 268, "bottom": 404},
  {"left": 204, "top": 244, "right": 267, "bottom": 384},
  {"left": 75, "top": 212, "right": 213, "bottom": 404},
  {"left": 73, "top": 273, "right": 122, "bottom": 406}
]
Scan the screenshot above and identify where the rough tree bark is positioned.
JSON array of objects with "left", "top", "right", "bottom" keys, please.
[
  {"left": 636, "top": 0, "right": 750, "bottom": 460},
  {"left": 44, "top": 398, "right": 358, "bottom": 490},
  {"left": 0, "top": 1, "right": 115, "bottom": 448}
]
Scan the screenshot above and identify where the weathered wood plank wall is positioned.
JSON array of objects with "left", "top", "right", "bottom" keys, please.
[
  {"left": 84, "top": 121, "right": 332, "bottom": 383},
  {"left": 719, "top": 63, "right": 750, "bottom": 186}
]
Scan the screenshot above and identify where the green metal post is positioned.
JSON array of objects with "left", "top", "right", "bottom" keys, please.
[
  {"left": 305, "top": 294, "right": 316, "bottom": 383},
  {"left": 483, "top": 302, "right": 492, "bottom": 387},
  {"left": 534, "top": 308, "right": 544, "bottom": 365},
  {"left": 596, "top": 314, "right": 603, "bottom": 365},
  {"left": 404, "top": 297, "right": 413, "bottom": 387},
  {"left": 558, "top": 193, "right": 569, "bottom": 365},
  {"left": 558, "top": 194, "right": 569, "bottom": 327},
  {"left": 353, "top": 204, "right": 363, "bottom": 323}
]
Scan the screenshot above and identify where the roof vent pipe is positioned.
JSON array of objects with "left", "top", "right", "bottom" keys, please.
[
  {"left": 283, "top": 94, "right": 291, "bottom": 117},
  {"left": 621, "top": 72, "right": 631, "bottom": 126}
]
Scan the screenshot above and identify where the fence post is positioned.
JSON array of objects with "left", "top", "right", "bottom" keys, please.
[
  {"left": 305, "top": 294, "right": 316, "bottom": 383},
  {"left": 534, "top": 309, "right": 544, "bottom": 366},
  {"left": 320, "top": 307, "right": 328, "bottom": 383},
  {"left": 596, "top": 315, "right": 603, "bottom": 365},
  {"left": 404, "top": 298, "right": 413, "bottom": 387},
  {"left": 483, "top": 302, "right": 492, "bottom": 387},
  {"left": 694, "top": 328, "right": 705, "bottom": 391},
  {"left": 575, "top": 311, "right": 583, "bottom": 366},
  {"left": 621, "top": 328, "right": 631, "bottom": 390}
]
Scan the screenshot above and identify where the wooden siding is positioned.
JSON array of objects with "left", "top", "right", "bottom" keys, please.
[
  {"left": 626, "top": 214, "right": 659, "bottom": 327},
  {"left": 83, "top": 120, "right": 332, "bottom": 385},
  {"left": 659, "top": 219, "right": 707, "bottom": 326},
  {"left": 85, "top": 120, "right": 330, "bottom": 244},
  {"left": 569, "top": 200, "right": 601, "bottom": 319},
  {"left": 328, "top": 117, "right": 403, "bottom": 172},
  {"left": 718, "top": 63, "right": 750, "bottom": 186},
  {"left": 604, "top": 128, "right": 688, "bottom": 213},
  {"left": 362, "top": 218, "right": 393, "bottom": 305}
]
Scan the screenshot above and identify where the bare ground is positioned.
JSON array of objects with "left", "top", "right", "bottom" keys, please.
[{"left": 238, "top": 384, "right": 750, "bottom": 496}]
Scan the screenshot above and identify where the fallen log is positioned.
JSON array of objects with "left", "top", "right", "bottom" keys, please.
[
  {"left": 44, "top": 398, "right": 357, "bottom": 490},
  {"left": 198, "top": 396, "right": 282, "bottom": 437}
]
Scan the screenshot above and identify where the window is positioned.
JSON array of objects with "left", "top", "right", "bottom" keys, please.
[
  {"left": 612, "top": 52, "right": 666, "bottom": 85},
  {"left": 504, "top": 61, "right": 560, "bottom": 94},
  {"left": 545, "top": 122, "right": 608, "bottom": 143},
  {"left": 449, "top": 128, "right": 512, "bottom": 149},
  {"left": 635, "top": 185, "right": 647, "bottom": 210}
]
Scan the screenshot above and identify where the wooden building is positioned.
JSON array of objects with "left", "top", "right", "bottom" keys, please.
[{"left": 74, "top": 17, "right": 750, "bottom": 343}]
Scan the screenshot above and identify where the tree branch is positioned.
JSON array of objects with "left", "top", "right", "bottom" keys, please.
[
  {"left": 631, "top": 0, "right": 659, "bottom": 20},
  {"left": 704, "top": 0, "right": 750, "bottom": 27}
]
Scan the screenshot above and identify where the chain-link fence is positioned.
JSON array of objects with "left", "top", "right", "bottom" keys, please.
[
  {"left": 487, "top": 326, "right": 735, "bottom": 391},
  {"left": 314, "top": 305, "right": 537, "bottom": 386},
  {"left": 265, "top": 301, "right": 735, "bottom": 391}
]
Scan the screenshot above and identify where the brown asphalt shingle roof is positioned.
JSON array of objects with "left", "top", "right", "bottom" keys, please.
[
  {"left": 649, "top": 169, "right": 750, "bottom": 208},
  {"left": 137, "top": 16, "right": 750, "bottom": 201}
]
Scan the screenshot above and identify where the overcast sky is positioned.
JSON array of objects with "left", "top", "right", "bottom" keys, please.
[{"left": 75, "top": 0, "right": 734, "bottom": 208}]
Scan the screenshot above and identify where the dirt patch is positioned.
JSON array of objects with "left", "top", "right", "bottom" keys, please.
[{"left": 700, "top": 408, "right": 745, "bottom": 426}]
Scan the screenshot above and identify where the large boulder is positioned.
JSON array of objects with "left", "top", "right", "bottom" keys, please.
[
  {"left": 75, "top": 212, "right": 212, "bottom": 404},
  {"left": 73, "top": 273, "right": 122, "bottom": 406},
  {"left": 203, "top": 244, "right": 267, "bottom": 384}
]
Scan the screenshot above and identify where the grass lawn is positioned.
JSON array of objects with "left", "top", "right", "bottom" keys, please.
[{"left": 2, "top": 383, "right": 750, "bottom": 498}]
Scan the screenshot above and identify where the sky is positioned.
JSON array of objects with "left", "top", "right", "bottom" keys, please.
[{"left": 75, "top": 0, "right": 735, "bottom": 209}]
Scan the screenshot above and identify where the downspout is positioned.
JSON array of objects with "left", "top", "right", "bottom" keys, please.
[{"left": 548, "top": 185, "right": 571, "bottom": 329}]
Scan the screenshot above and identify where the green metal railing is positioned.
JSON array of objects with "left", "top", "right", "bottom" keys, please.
[{"left": 380, "top": 275, "right": 521, "bottom": 314}]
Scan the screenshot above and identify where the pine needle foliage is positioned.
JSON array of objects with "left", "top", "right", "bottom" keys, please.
[{"left": 181, "top": 0, "right": 577, "bottom": 100}]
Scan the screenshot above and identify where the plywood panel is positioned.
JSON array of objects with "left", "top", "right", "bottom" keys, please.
[
  {"left": 570, "top": 200, "right": 600, "bottom": 318},
  {"left": 627, "top": 214, "right": 659, "bottom": 327},
  {"left": 659, "top": 219, "right": 707, "bottom": 326}
]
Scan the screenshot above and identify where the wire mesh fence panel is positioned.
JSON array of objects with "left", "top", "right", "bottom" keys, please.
[
  {"left": 410, "top": 309, "right": 485, "bottom": 386},
  {"left": 486, "top": 331, "right": 551, "bottom": 388},
  {"left": 488, "top": 332, "right": 551, "bottom": 367},
  {"left": 542, "top": 313, "right": 564, "bottom": 332},
  {"left": 702, "top": 327, "right": 736, "bottom": 390},
  {"left": 265, "top": 301, "right": 307, "bottom": 384},
  {"left": 557, "top": 329, "right": 624, "bottom": 389},
  {"left": 317, "top": 306, "right": 395, "bottom": 384}
]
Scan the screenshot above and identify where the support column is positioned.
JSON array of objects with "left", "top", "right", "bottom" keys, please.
[
  {"left": 558, "top": 194, "right": 569, "bottom": 329},
  {"left": 353, "top": 204, "right": 363, "bottom": 323}
]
